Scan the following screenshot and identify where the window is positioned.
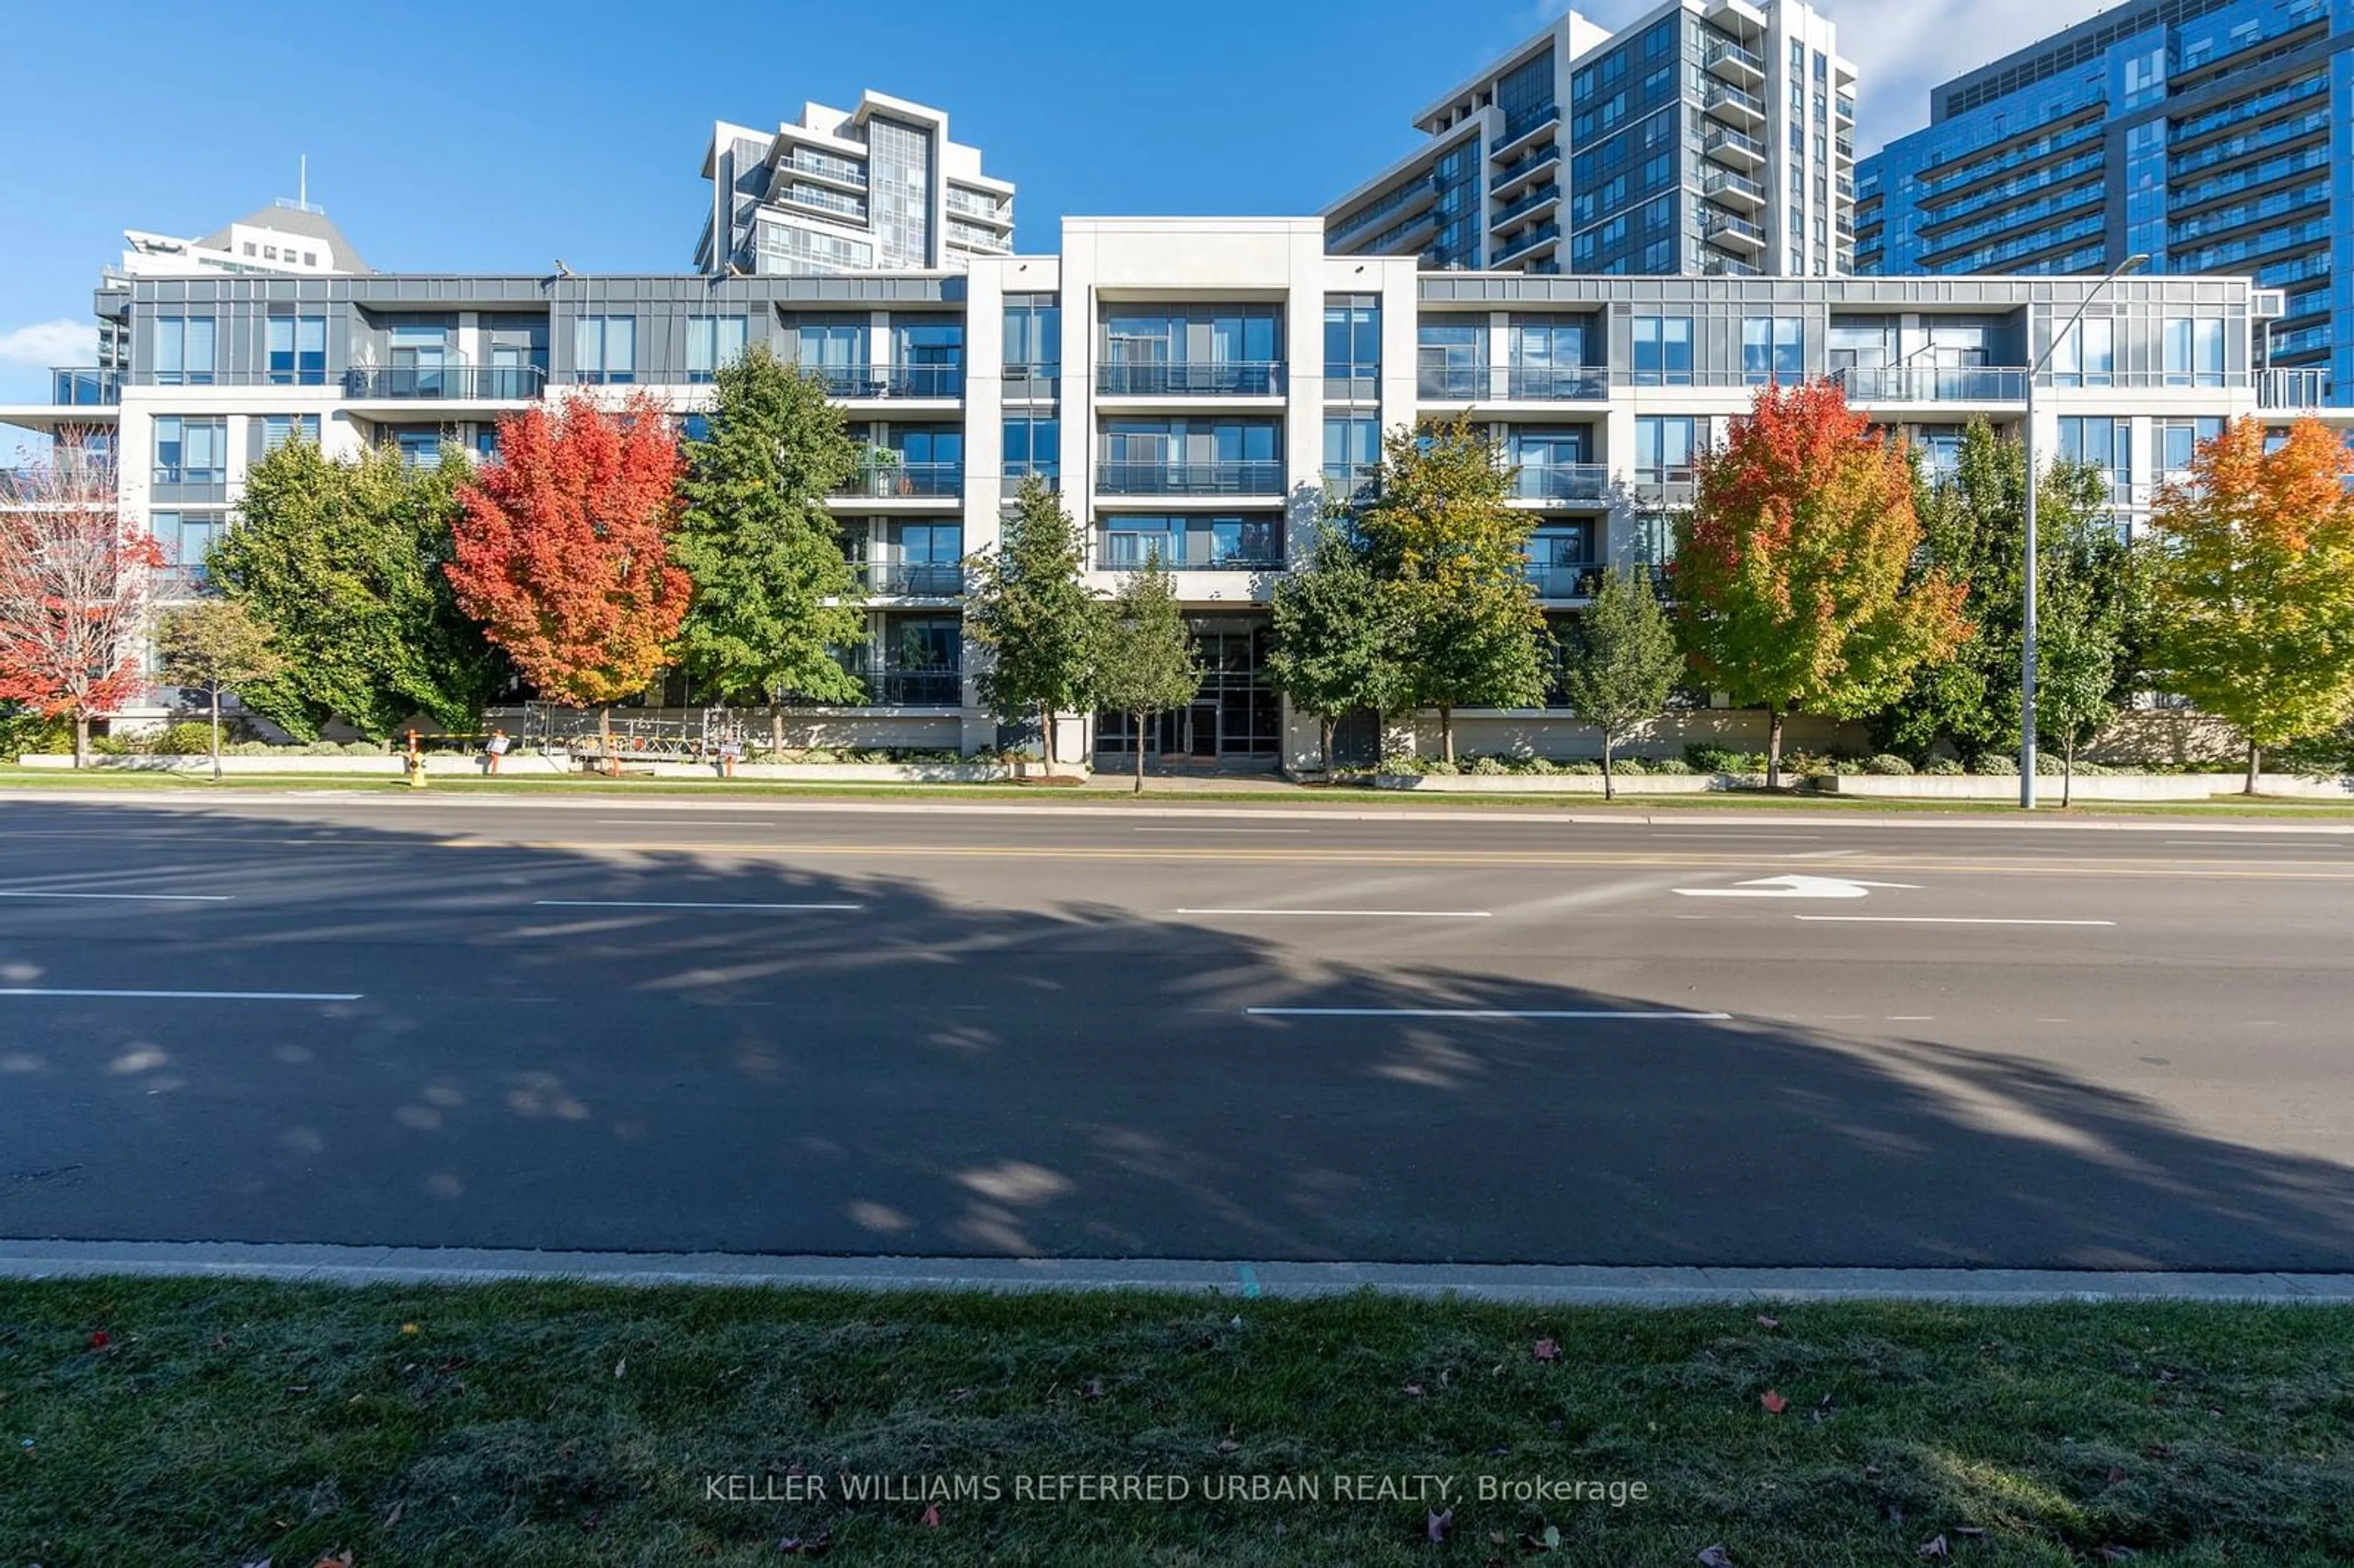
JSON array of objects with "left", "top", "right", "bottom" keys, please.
[
  {"left": 1003, "top": 415, "right": 1059, "bottom": 483},
  {"left": 153, "top": 416, "right": 226, "bottom": 485},
  {"left": 2160, "top": 417, "right": 2224, "bottom": 476},
  {"left": 1324, "top": 415, "right": 1378, "bottom": 500},
  {"left": 1634, "top": 416, "right": 1699, "bottom": 483},
  {"left": 154, "top": 315, "right": 216, "bottom": 386},
  {"left": 1417, "top": 322, "right": 1485, "bottom": 396},
  {"left": 150, "top": 511, "right": 226, "bottom": 593},
  {"left": 685, "top": 316, "right": 748, "bottom": 382},
  {"left": 2162, "top": 318, "right": 2225, "bottom": 387},
  {"left": 389, "top": 324, "right": 448, "bottom": 396},
  {"left": 395, "top": 430, "right": 444, "bottom": 470},
  {"left": 1631, "top": 316, "right": 1692, "bottom": 386},
  {"left": 1742, "top": 316, "right": 1804, "bottom": 384},
  {"left": 259, "top": 414, "right": 320, "bottom": 454},
  {"left": 267, "top": 313, "right": 327, "bottom": 385},
  {"left": 2058, "top": 416, "right": 2131, "bottom": 492},
  {"left": 1004, "top": 294, "right": 1061, "bottom": 375},
  {"left": 1099, "top": 515, "right": 1281, "bottom": 570},
  {"left": 473, "top": 424, "right": 502, "bottom": 460},
  {"left": 2050, "top": 317, "right": 2113, "bottom": 388},
  {"left": 1324, "top": 298, "right": 1381, "bottom": 389},
  {"left": 574, "top": 315, "right": 636, "bottom": 383}
]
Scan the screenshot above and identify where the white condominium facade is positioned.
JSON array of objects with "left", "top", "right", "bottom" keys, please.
[
  {"left": 697, "top": 91, "right": 1015, "bottom": 277},
  {"left": 1325, "top": 0, "right": 1855, "bottom": 279}
]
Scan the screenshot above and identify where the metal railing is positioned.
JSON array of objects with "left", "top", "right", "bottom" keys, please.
[
  {"left": 870, "top": 670, "right": 961, "bottom": 707},
  {"left": 858, "top": 561, "right": 965, "bottom": 596},
  {"left": 1834, "top": 365, "right": 2030, "bottom": 402},
  {"left": 1095, "top": 361, "right": 1285, "bottom": 396},
  {"left": 1522, "top": 562, "right": 1603, "bottom": 598},
  {"left": 2257, "top": 367, "right": 2332, "bottom": 409},
  {"left": 1094, "top": 460, "right": 1286, "bottom": 496},
  {"left": 1703, "top": 210, "right": 1766, "bottom": 245},
  {"left": 342, "top": 365, "right": 547, "bottom": 399},
  {"left": 1489, "top": 143, "right": 1561, "bottom": 192},
  {"left": 1703, "top": 82, "right": 1767, "bottom": 121},
  {"left": 1701, "top": 252, "right": 1762, "bottom": 277},
  {"left": 798, "top": 362, "right": 966, "bottom": 398},
  {"left": 1506, "top": 367, "right": 1608, "bottom": 400},
  {"left": 1704, "top": 36, "right": 1765, "bottom": 76},
  {"left": 1494, "top": 222, "right": 1561, "bottom": 262},
  {"left": 1512, "top": 462, "right": 1610, "bottom": 503},
  {"left": 1704, "top": 169, "right": 1764, "bottom": 205},
  {"left": 1704, "top": 127, "right": 1766, "bottom": 164},
  {"left": 1097, "top": 538, "right": 1284, "bottom": 572},
  {"left": 835, "top": 462, "right": 964, "bottom": 498},
  {"left": 1418, "top": 364, "right": 1490, "bottom": 399},
  {"left": 49, "top": 367, "right": 120, "bottom": 406},
  {"left": 1491, "top": 182, "right": 1561, "bottom": 227}
]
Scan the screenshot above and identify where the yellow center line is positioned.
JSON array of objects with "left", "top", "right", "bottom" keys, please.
[{"left": 428, "top": 839, "right": 2354, "bottom": 881}]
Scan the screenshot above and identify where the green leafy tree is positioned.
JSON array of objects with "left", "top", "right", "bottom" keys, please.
[
  {"left": 1089, "top": 557, "right": 1200, "bottom": 794},
  {"left": 1265, "top": 521, "right": 1411, "bottom": 772},
  {"left": 2033, "top": 561, "right": 2123, "bottom": 807},
  {"left": 1556, "top": 565, "right": 1684, "bottom": 800},
  {"left": 1876, "top": 421, "right": 2117, "bottom": 764},
  {"left": 1355, "top": 419, "right": 1548, "bottom": 761},
  {"left": 151, "top": 599, "right": 286, "bottom": 782},
  {"left": 1675, "top": 381, "right": 1971, "bottom": 788},
  {"left": 673, "top": 346, "right": 867, "bottom": 756},
  {"left": 210, "top": 440, "right": 505, "bottom": 740},
  {"left": 2146, "top": 416, "right": 2354, "bottom": 792},
  {"left": 966, "top": 478, "right": 1102, "bottom": 772}
]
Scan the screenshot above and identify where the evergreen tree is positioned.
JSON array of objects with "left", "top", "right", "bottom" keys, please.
[
  {"left": 1090, "top": 557, "right": 1200, "bottom": 794},
  {"left": 673, "top": 346, "right": 867, "bottom": 756},
  {"left": 966, "top": 478, "right": 1101, "bottom": 771},
  {"left": 1556, "top": 566, "right": 1684, "bottom": 799}
]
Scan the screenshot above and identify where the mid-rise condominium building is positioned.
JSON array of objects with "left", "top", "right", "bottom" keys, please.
[
  {"left": 697, "top": 91, "right": 1015, "bottom": 276},
  {"left": 8, "top": 217, "right": 2335, "bottom": 767},
  {"left": 1856, "top": 0, "right": 2352, "bottom": 402},
  {"left": 1324, "top": 0, "right": 1855, "bottom": 278}
]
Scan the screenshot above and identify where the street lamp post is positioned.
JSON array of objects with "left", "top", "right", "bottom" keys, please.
[{"left": 2020, "top": 253, "right": 2148, "bottom": 809}]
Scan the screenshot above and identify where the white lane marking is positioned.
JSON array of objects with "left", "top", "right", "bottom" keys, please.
[
  {"left": 1247, "top": 1007, "right": 1732, "bottom": 1019},
  {"left": 1888, "top": 1015, "right": 1934, "bottom": 1021},
  {"left": 533, "top": 899, "right": 864, "bottom": 911},
  {"left": 0, "top": 988, "right": 360, "bottom": 1002},
  {"left": 1647, "top": 832, "right": 1823, "bottom": 840},
  {"left": 1176, "top": 908, "right": 1492, "bottom": 919},
  {"left": 1135, "top": 827, "right": 1312, "bottom": 835},
  {"left": 0, "top": 891, "right": 232, "bottom": 902},
  {"left": 1675, "top": 875, "right": 1919, "bottom": 900},
  {"left": 1793, "top": 915, "right": 2117, "bottom": 926}
]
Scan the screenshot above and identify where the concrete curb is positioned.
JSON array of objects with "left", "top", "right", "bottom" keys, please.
[{"left": 5, "top": 1240, "right": 2352, "bottom": 1305}]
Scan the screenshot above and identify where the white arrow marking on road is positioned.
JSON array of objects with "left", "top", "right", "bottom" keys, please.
[{"left": 1673, "top": 874, "right": 1920, "bottom": 900}]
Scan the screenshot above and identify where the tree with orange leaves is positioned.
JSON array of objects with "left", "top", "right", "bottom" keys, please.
[
  {"left": 447, "top": 394, "right": 689, "bottom": 734},
  {"left": 2146, "top": 416, "right": 2354, "bottom": 793},
  {"left": 1672, "top": 381, "right": 1970, "bottom": 787}
]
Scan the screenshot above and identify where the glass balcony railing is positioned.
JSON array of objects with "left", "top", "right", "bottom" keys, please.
[
  {"left": 1322, "top": 465, "right": 1378, "bottom": 506},
  {"left": 858, "top": 561, "right": 966, "bottom": 596},
  {"left": 836, "top": 462, "right": 964, "bottom": 498},
  {"left": 796, "top": 362, "right": 966, "bottom": 398},
  {"left": 1095, "top": 361, "right": 1284, "bottom": 396},
  {"left": 2257, "top": 367, "right": 2332, "bottom": 409},
  {"left": 1494, "top": 222, "right": 1561, "bottom": 262},
  {"left": 1522, "top": 562, "right": 1603, "bottom": 598},
  {"left": 49, "top": 367, "right": 120, "bottom": 406},
  {"left": 1512, "top": 462, "right": 1609, "bottom": 503},
  {"left": 868, "top": 670, "right": 961, "bottom": 707},
  {"left": 1506, "top": 366, "right": 1608, "bottom": 400},
  {"left": 1097, "top": 536, "right": 1284, "bottom": 572},
  {"left": 1835, "top": 365, "right": 2029, "bottom": 402},
  {"left": 1419, "top": 364, "right": 1489, "bottom": 398},
  {"left": 1095, "top": 460, "right": 1285, "bottom": 496},
  {"left": 342, "top": 365, "right": 547, "bottom": 399}
]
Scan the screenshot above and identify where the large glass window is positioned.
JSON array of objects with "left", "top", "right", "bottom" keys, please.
[
  {"left": 1004, "top": 294, "right": 1061, "bottom": 371},
  {"left": 154, "top": 315, "right": 216, "bottom": 386},
  {"left": 2162, "top": 318, "right": 2225, "bottom": 387},
  {"left": 150, "top": 511, "right": 226, "bottom": 593},
  {"left": 267, "top": 313, "right": 327, "bottom": 386},
  {"left": 389, "top": 324, "right": 448, "bottom": 396},
  {"left": 1634, "top": 416, "right": 1698, "bottom": 482},
  {"left": 2160, "top": 416, "right": 2224, "bottom": 476},
  {"left": 685, "top": 316, "right": 748, "bottom": 382},
  {"left": 1324, "top": 297, "right": 1381, "bottom": 391},
  {"left": 2051, "top": 317, "right": 2114, "bottom": 388},
  {"left": 1742, "top": 316, "right": 1804, "bottom": 384},
  {"left": 866, "top": 116, "right": 935, "bottom": 268},
  {"left": 259, "top": 414, "right": 320, "bottom": 454},
  {"left": 1099, "top": 514, "right": 1281, "bottom": 571},
  {"left": 153, "top": 416, "right": 225, "bottom": 485},
  {"left": 573, "top": 316, "right": 636, "bottom": 383},
  {"left": 1631, "top": 315, "right": 1691, "bottom": 386},
  {"left": 891, "top": 319, "right": 963, "bottom": 396},
  {"left": 1004, "top": 415, "right": 1059, "bottom": 484},
  {"left": 1417, "top": 322, "right": 1485, "bottom": 397},
  {"left": 395, "top": 430, "right": 444, "bottom": 470}
]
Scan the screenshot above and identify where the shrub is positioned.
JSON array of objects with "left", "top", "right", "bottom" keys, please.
[
  {"left": 1645, "top": 756, "right": 1694, "bottom": 775},
  {"left": 1469, "top": 755, "right": 1509, "bottom": 775},
  {"left": 1922, "top": 756, "right": 1965, "bottom": 775},
  {"left": 2034, "top": 751, "right": 2068, "bottom": 775},
  {"left": 1862, "top": 753, "right": 1915, "bottom": 775},
  {"left": 1969, "top": 752, "right": 2021, "bottom": 775},
  {"left": 1685, "top": 744, "right": 1759, "bottom": 774},
  {"left": 1557, "top": 758, "right": 1604, "bottom": 774},
  {"left": 144, "top": 721, "right": 222, "bottom": 755},
  {"left": 1523, "top": 755, "right": 1560, "bottom": 775},
  {"left": 0, "top": 709, "right": 73, "bottom": 761}
]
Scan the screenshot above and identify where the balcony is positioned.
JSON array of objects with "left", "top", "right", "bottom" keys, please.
[
  {"left": 1701, "top": 250, "right": 1763, "bottom": 278},
  {"left": 1418, "top": 364, "right": 1489, "bottom": 399},
  {"left": 1522, "top": 562, "right": 1603, "bottom": 599},
  {"left": 867, "top": 669, "right": 961, "bottom": 707},
  {"left": 1491, "top": 181, "right": 1561, "bottom": 228},
  {"left": 1097, "top": 537, "right": 1284, "bottom": 573},
  {"left": 798, "top": 362, "right": 966, "bottom": 399},
  {"left": 858, "top": 560, "right": 965, "bottom": 597},
  {"left": 1512, "top": 462, "right": 1609, "bottom": 504},
  {"left": 1095, "top": 361, "right": 1284, "bottom": 397},
  {"left": 1493, "top": 222, "right": 1561, "bottom": 264},
  {"left": 1492, "top": 104, "right": 1561, "bottom": 158},
  {"left": 2258, "top": 367, "right": 2332, "bottom": 409},
  {"left": 1702, "top": 82, "right": 1767, "bottom": 131},
  {"left": 1489, "top": 143, "right": 1561, "bottom": 195},
  {"left": 1835, "top": 365, "right": 2030, "bottom": 403},
  {"left": 1095, "top": 460, "right": 1285, "bottom": 497},
  {"left": 1506, "top": 366, "right": 1608, "bottom": 401},
  {"left": 1704, "top": 36, "right": 1766, "bottom": 85},
  {"left": 1704, "top": 126, "right": 1766, "bottom": 171},
  {"left": 49, "top": 368, "right": 120, "bottom": 406},
  {"left": 1703, "top": 208, "right": 1766, "bottom": 253},
  {"left": 342, "top": 365, "right": 547, "bottom": 400},
  {"left": 1704, "top": 169, "right": 1766, "bottom": 212},
  {"left": 836, "top": 461, "right": 964, "bottom": 498}
]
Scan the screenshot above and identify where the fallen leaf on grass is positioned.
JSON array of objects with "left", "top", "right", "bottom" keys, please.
[
  {"left": 381, "top": 1502, "right": 405, "bottom": 1528},
  {"left": 1918, "top": 1536, "right": 1949, "bottom": 1559},
  {"left": 1697, "top": 1548, "right": 1737, "bottom": 1567},
  {"left": 921, "top": 1504, "right": 942, "bottom": 1528},
  {"left": 613, "top": 1358, "right": 626, "bottom": 1379},
  {"left": 1080, "top": 1377, "right": 1105, "bottom": 1400},
  {"left": 87, "top": 1331, "right": 110, "bottom": 1350},
  {"left": 1403, "top": 1383, "right": 1427, "bottom": 1398},
  {"left": 311, "top": 1554, "right": 354, "bottom": 1568},
  {"left": 1426, "top": 1508, "right": 1453, "bottom": 1543},
  {"left": 1521, "top": 1524, "right": 1561, "bottom": 1551},
  {"left": 1533, "top": 1338, "right": 1560, "bottom": 1361},
  {"left": 1754, "top": 1315, "right": 1780, "bottom": 1330},
  {"left": 1217, "top": 1437, "right": 1240, "bottom": 1455},
  {"left": 1759, "top": 1390, "right": 1788, "bottom": 1414}
]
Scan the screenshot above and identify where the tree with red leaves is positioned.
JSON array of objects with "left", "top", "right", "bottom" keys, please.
[
  {"left": 446, "top": 394, "right": 689, "bottom": 736},
  {"left": 0, "top": 438, "right": 164, "bottom": 767},
  {"left": 1673, "top": 381, "right": 1970, "bottom": 787}
]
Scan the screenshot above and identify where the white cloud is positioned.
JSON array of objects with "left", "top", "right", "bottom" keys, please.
[
  {"left": 0, "top": 319, "right": 96, "bottom": 368},
  {"left": 1553, "top": 0, "right": 2119, "bottom": 153}
]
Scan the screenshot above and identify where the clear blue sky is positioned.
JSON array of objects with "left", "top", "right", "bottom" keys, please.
[{"left": 0, "top": 0, "right": 2106, "bottom": 419}]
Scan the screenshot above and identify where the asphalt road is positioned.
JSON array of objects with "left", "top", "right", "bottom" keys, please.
[{"left": 2, "top": 791, "right": 2350, "bottom": 1271}]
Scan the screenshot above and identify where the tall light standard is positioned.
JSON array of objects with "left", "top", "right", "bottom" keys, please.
[{"left": 2021, "top": 253, "right": 2148, "bottom": 809}]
